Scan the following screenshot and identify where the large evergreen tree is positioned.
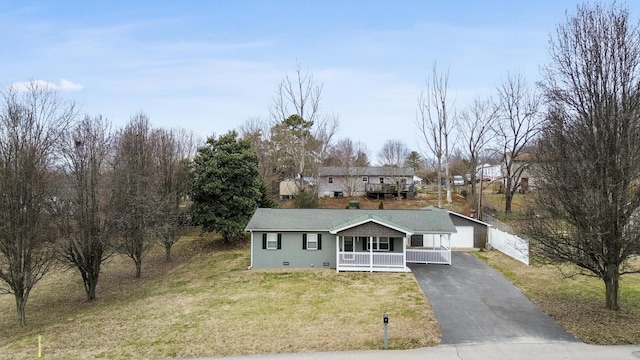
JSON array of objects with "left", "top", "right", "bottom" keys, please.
[{"left": 191, "top": 131, "right": 262, "bottom": 242}]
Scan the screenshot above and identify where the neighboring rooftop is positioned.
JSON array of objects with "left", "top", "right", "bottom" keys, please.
[{"left": 319, "top": 166, "right": 415, "bottom": 177}]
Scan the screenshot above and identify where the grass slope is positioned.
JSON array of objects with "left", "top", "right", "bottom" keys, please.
[{"left": 0, "top": 235, "right": 439, "bottom": 359}]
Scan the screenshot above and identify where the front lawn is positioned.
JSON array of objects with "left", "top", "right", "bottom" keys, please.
[{"left": 0, "top": 235, "right": 439, "bottom": 359}]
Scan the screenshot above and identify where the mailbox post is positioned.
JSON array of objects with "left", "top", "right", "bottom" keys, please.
[{"left": 383, "top": 313, "right": 389, "bottom": 349}]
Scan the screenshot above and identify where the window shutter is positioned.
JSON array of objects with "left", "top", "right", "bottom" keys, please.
[
  {"left": 277, "top": 233, "right": 282, "bottom": 249},
  {"left": 318, "top": 234, "right": 322, "bottom": 250},
  {"left": 390, "top": 237, "right": 395, "bottom": 251},
  {"left": 262, "top": 233, "right": 267, "bottom": 249},
  {"left": 363, "top": 238, "right": 367, "bottom": 251},
  {"left": 302, "top": 234, "right": 307, "bottom": 249}
]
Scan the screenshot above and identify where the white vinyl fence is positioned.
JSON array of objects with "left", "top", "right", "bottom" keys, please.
[{"left": 488, "top": 227, "right": 529, "bottom": 265}]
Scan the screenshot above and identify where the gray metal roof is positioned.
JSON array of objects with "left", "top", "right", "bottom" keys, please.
[
  {"left": 245, "top": 208, "right": 457, "bottom": 234},
  {"left": 422, "top": 206, "right": 492, "bottom": 227},
  {"left": 319, "top": 166, "right": 415, "bottom": 177}
]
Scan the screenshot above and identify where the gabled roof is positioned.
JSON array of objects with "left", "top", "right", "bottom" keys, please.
[
  {"left": 422, "top": 206, "right": 492, "bottom": 227},
  {"left": 329, "top": 213, "right": 413, "bottom": 235},
  {"left": 319, "top": 166, "right": 415, "bottom": 177},
  {"left": 245, "top": 208, "right": 457, "bottom": 234}
]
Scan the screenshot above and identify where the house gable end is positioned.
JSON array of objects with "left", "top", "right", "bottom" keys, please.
[
  {"left": 335, "top": 221, "right": 407, "bottom": 238},
  {"left": 330, "top": 215, "right": 412, "bottom": 236}
]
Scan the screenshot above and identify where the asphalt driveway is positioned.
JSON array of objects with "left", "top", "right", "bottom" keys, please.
[{"left": 409, "top": 251, "right": 578, "bottom": 344}]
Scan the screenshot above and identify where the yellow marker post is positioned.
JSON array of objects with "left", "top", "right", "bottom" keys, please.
[{"left": 38, "top": 335, "right": 42, "bottom": 358}]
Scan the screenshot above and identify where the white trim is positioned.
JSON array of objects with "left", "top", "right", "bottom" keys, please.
[
  {"left": 335, "top": 235, "right": 339, "bottom": 273},
  {"left": 249, "top": 231, "right": 254, "bottom": 269},
  {"left": 366, "top": 237, "right": 390, "bottom": 251},
  {"left": 329, "top": 218, "right": 413, "bottom": 236},
  {"left": 306, "top": 233, "right": 318, "bottom": 250},
  {"left": 447, "top": 210, "right": 493, "bottom": 227},
  {"left": 266, "top": 233, "right": 278, "bottom": 250}
]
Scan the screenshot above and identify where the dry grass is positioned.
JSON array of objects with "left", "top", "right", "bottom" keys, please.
[
  {"left": 0, "top": 234, "right": 439, "bottom": 359},
  {"left": 473, "top": 250, "right": 640, "bottom": 345}
]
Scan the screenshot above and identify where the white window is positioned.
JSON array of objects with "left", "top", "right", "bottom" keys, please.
[
  {"left": 379, "top": 177, "right": 384, "bottom": 184},
  {"left": 362, "top": 176, "right": 368, "bottom": 182},
  {"left": 342, "top": 237, "right": 354, "bottom": 252},
  {"left": 328, "top": 177, "right": 333, "bottom": 184},
  {"left": 267, "top": 233, "right": 278, "bottom": 249},
  {"left": 366, "top": 237, "right": 390, "bottom": 251},
  {"left": 378, "top": 237, "right": 390, "bottom": 251},
  {"left": 306, "top": 234, "right": 318, "bottom": 250}
]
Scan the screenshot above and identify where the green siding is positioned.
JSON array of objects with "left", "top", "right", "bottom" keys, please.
[{"left": 251, "top": 231, "right": 337, "bottom": 269}]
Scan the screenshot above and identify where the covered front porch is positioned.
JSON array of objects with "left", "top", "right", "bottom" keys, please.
[
  {"left": 332, "top": 218, "right": 452, "bottom": 272},
  {"left": 336, "top": 235, "right": 408, "bottom": 272}
]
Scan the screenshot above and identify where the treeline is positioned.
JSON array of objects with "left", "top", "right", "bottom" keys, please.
[{"left": 0, "top": 82, "right": 272, "bottom": 325}]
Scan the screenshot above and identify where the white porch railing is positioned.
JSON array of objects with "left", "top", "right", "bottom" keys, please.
[
  {"left": 406, "top": 247, "right": 451, "bottom": 265},
  {"left": 337, "top": 252, "right": 405, "bottom": 272}
]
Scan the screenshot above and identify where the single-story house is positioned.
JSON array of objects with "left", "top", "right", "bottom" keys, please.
[{"left": 245, "top": 207, "right": 457, "bottom": 272}]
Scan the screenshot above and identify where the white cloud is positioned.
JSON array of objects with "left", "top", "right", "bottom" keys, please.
[
  {"left": 59, "top": 78, "right": 84, "bottom": 91},
  {"left": 9, "top": 79, "right": 84, "bottom": 92}
]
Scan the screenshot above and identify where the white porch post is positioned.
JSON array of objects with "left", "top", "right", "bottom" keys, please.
[
  {"left": 446, "top": 233, "right": 452, "bottom": 265},
  {"left": 369, "top": 236, "right": 373, "bottom": 272},
  {"left": 249, "top": 231, "right": 254, "bottom": 270},
  {"left": 402, "top": 236, "right": 407, "bottom": 267},
  {"left": 335, "top": 235, "right": 340, "bottom": 273}
]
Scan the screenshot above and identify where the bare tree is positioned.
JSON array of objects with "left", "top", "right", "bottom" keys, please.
[
  {"left": 151, "top": 128, "right": 194, "bottom": 261},
  {"left": 377, "top": 139, "right": 410, "bottom": 198},
  {"left": 270, "top": 64, "right": 338, "bottom": 207},
  {"left": 528, "top": 2, "right": 640, "bottom": 310},
  {"left": 326, "top": 138, "right": 370, "bottom": 197},
  {"left": 0, "top": 81, "right": 76, "bottom": 325},
  {"left": 239, "top": 117, "right": 281, "bottom": 198},
  {"left": 459, "top": 97, "right": 497, "bottom": 193},
  {"left": 417, "top": 63, "right": 456, "bottom": 206},
  {"left": 110, "top": 113, "right": 157, "bottom": 278},
  {"left": 57, "top": 115, "right": 113, "bottom": 300},
  {"left": 494, "top": 72, "right": 541, "bottom": 212}
]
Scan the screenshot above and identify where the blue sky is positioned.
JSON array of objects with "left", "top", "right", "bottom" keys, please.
[{"left": 1, "top": 1, "right": 634, "bottom": 156}]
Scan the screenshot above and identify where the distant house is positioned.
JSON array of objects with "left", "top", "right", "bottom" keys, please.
[
  {"left": 317, "top": 166, "right": 416, "bottom": 198},
  {"left": 476, "top": 163, "right": 501, "bottom": 181},
  {"left": 278, "top": 177, "right": 315, "bottom": 200},
  {"left": 505, "top": 152, "right": 536, "bottom": 192},
  {"left": 245, "top": 207, "right": 457, "bottom": 272},
  {"left": 477, "top": 154, "right": 537, "bottom": 192},
  {"left": 278, "top": 179, "right": 298, "bottom": 200}
]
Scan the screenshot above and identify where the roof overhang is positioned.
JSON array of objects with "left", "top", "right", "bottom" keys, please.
[{"left": 329, "top": 215, "right": 413, "bottom": 236}]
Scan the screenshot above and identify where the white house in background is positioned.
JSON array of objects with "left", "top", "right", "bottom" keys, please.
[
  {"left": 476, "top": 163, "right": 501, "bottom": 181},
  {"left": 317, "top": 166, "right": 416, "bottom": 198}
]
